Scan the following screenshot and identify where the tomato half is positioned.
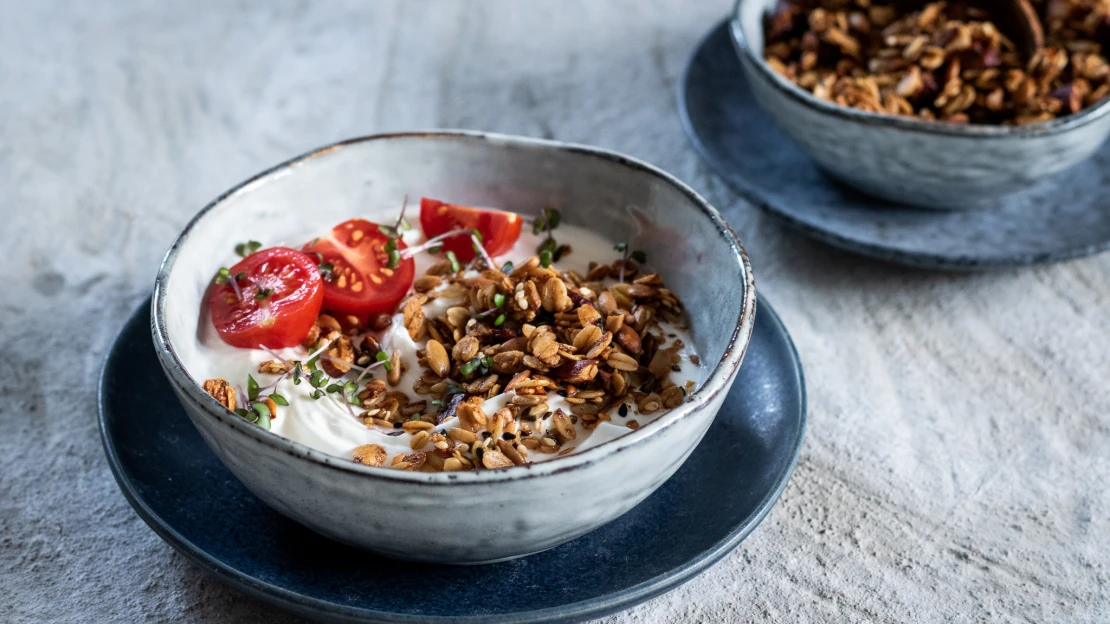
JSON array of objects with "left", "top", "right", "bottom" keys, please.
[
  {"left": 420, "top": 198, "right": 523, "bottom": 262},
  {"left": 209, "top": 247, "right": 323, "bottom": 349},
  {"left": 303, "top": 218, "right": 415, "bottom": 318}
]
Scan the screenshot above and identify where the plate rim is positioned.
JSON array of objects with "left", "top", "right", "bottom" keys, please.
[
  {"left": 97, "top": 295, "right": 807, "bottom": 624},
  {"left": 677, "top": 19, "right": 1110, "bottom": 271}
]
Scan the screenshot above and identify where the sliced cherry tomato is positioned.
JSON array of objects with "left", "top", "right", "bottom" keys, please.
[
  {"left": 303, "top": 218, "right": 415, "bottom": 318},
  {"left": 209, "top": 247, "right": 323, "bottom": 349},
  {"left": 420, "top": 198, "right": 523, "bottom": 262}
]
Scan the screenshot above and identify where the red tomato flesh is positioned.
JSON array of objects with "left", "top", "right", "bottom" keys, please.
[
  {"left": 420, "top": 198, "right": 523, "bottom": 262},
  {"left": 303, "top": 218, "right": 415, "bottom": 319},
  {"left": 209, "top": 247, "right": 323, "bottom": 349}
]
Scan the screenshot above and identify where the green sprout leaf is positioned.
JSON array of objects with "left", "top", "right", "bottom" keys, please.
[
  {"left": 537, "top": 237, "right": 558, "bottom": 256},
  {"left": 376, "top": 351, "right": 389, "bottom": 362},
  {"left": 630, "top": 250, "right": 647, "bottom": 264},
  {"left": 270, "top": 393, "right": 289, "bottom": 406},
  {"left": 539, "top": 249, "right": 552, "bottom": 268},
  {"left": 235, "top": 240, "right": 262, "bottom": 257},
  {"left": 614, "top": 242, "right": 628, "bottom": 253},
  {"left": 543, "top": 208, "right": 561, "bottom": 230},
  {"left": 500, "top": 260, "right": 514, "bottom": 274},
  {"left": 344, "top": 381, "right": 360, "bottom": 405},
  {"left": 494, "top": 314, "right": 506, "bottom": 327},
  {"left": 254, "top": 288, "right": 273, "bottom": 301},
  {"left": 387, "top": 249, "right": 401, "bottom": 269},
  {"left": 326, "top": 383, "right": 343, "bottom": 394},
  {"left": 428, "top": 245, "right": 442, "bottom": 255},
  {"left": 493, "top": 293, "right": 506, "bottom": 307},
  {"left": 458, "top": 357, "right": 481, "bottom": 376},
  {"left": 252, "top": 402, "right": 272, "bottom": 429},
  {"left": 247, "top": 375, "right": 259, "bottom": 400},
  {"left": 446, "top": 251, "right": 461, "bottom": 273}
]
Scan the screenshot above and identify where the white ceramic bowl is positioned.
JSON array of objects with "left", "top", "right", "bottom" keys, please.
[
  {"left": 152, "top": 131, "right": 756, "bottom": 564},
  {"left": 731, "top": 0, "right": 1110, "bottom": 209}
]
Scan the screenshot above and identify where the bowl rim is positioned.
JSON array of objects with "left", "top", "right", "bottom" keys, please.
[
  {"left": 729, "top": 0, "right": 1110, "bottom": 138},
  {"left": 151, "top": 129, "right": 757, "bottom": 485}
]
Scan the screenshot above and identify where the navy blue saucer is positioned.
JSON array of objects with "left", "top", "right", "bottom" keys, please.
[
  {"left": 680, "top": 21, "right": 1110, "bottom": 270},
  {"left": 98, "top": 296, "right": 805, "bottom": 623}
]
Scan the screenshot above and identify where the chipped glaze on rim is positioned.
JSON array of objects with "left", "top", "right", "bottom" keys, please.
[
  {"left": 151, "top": 130, "right": 756, "bottom": 485},
  {"left": 729, "top": 1, "right": 1110, "bottom": 138}
]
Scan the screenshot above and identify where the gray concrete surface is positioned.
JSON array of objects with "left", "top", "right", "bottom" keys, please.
[{"left": 2, "top": 1, "right": 1108, "bottom": 622}]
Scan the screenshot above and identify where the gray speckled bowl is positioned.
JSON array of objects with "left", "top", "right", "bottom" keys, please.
[
  {"left": 151, "top": 131, "right": 756, "bottom": 564},
  {"left": 731, "top": 0, "right": 1110, "bottom": 210}
]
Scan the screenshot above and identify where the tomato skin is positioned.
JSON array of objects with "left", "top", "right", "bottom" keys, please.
[
  {"left": 208, "top": 247, "right": 324, "bottom": 349},
  {"left": 304, "top": 219, "right": 415, "bottom": 319},
  {"left": 419, "top": 198, "right": 523, "bottom": 262}
]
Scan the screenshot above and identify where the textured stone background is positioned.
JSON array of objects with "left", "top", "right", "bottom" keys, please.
[{"left": 2, "top": 1, "right": 1108, "bottom": 622}]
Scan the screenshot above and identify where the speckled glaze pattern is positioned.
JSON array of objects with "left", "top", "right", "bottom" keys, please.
[
  {"left": 680, "top": 22, "right": 1110, "bottom": 269},
  {"left": 731, "top": 0, "right": 1110, "bottom": 210},
  {"left": 150, "top": 131, "right": 757, "bottom": 564},
  {"left": 101, "top": 295, "right": 805, "bottom": 623}
]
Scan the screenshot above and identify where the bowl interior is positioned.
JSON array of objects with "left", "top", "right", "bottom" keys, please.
[
  {"left": 158, "top": 132, "right": 752, "bottom": 460},
  {"left": 734, "top": 0, "right": 773, "bottom": 57}
]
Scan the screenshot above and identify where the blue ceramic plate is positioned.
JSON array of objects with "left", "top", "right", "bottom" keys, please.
[
  {"left": 680, "top": 21, "right": 1110, "bottom": 270},
  {"left": 98, "top": 296, "right": 805, "bottom": 623}
]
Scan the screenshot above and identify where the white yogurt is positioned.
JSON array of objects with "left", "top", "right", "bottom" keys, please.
[{"left": 191, "top": 215, "right": 702, "bottom": 464}]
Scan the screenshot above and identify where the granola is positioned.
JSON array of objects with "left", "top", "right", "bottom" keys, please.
[
  {"left": 196, "top": 201, "right": 702, "bottom": 472},
  {"left": 763, "top": 0, "right": 1110, "bottom": 124}
]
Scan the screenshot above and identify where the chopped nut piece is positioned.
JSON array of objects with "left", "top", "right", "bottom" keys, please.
[
  {"left": 387, "top": 350, "right": 402, "bottom": 385},
  {"left": 496, "top": 440, "right": 528, "bottom": 465},
  {"left": 452, "top": 335, "right": 480, "bottom": 363},
  {"left": 202, "top": 378, "right": 236, "bottom": 411},
  {"left": 413, "top": 275, "right": 442, "bottom": 293},
  {"left": 481, "top": 449, "right": 515, "bottom": 469},
  {"left": 403, "top": 296, "right": 427, "bottom": 341},
  {"left": 258, "top": 360, "right": 292, "bottom": 375},
  {"left": 456, "top": 402, "right": 488, "bottom": 432},
  {"left": 352, "top": 444, "right": 387, "bottom": 466},
  {"left": 551, "top": 409, "right": 577, "bottom": 443}
]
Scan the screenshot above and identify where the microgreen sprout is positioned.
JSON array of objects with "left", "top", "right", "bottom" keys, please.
[
  {"left": 254, "top": 287, "right": 273, "bottom": 301},
  {"left": 399, "top": 228, "right": 473, "bottom": 259},
  {"left": 500, "top": 260, "right": 513, "bottom": 274},
  {"left": 343, "top": 381, "right": 360, "bottom": 405},
  {"left": 470, "top": 232, "right": 494, "bottom": 269},
  {"left": 235, "top": 240, "right": 262, "bottom": 257},
  {"left": 494, "top": 314, "right": 506, "bottom": 326},
  {"left": 318, "top": 262, "right": 335, "bottom": 282},
  {"left": 247, "top": 375, "right": 260, "bottom": 401},
  {"left": 214, "top": 267, "right": 245, "bottom": 301},
  {"left": 539, "top": 249, "right": 552, "bottom": 268},
  {"left": 446, "top": 250, "right": 461, "bottom": 273},
  {"left": 458, "top": 355, "right": 494, "bottom": 377},
  {"left": 252, "top": 401, "right": 272, "bottom": 429},
  {"left": 271, "top": 393, "right": 289, "bottom": 406},
  {"left": 493, "top": 293, "right": 506, "bottom": 307},
  {"left": 614, "top": 242, "right": 646, "bottom": 282},
  {"left": 533, "top": 208, "right": 562, "bottom": 259}
]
